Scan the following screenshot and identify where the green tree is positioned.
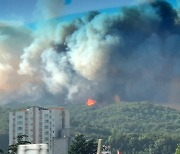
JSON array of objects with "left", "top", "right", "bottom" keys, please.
[
  {"left": 8, "top": 135, "right": 31, "bottom": 154},
  {"left": 68, "top": 134, "right": 97, "bottom": 154},
  {"left": 176, "top": 144, "right": 180, "bottom": 154}
]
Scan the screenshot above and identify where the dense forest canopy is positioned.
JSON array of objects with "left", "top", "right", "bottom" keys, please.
[{"left": 1, "top": 102, "right": 180, "bottom": 153}]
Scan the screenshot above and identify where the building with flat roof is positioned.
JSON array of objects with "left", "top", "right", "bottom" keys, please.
[{"left": 9, "top": 106, "right": 70, "bottom": 154}]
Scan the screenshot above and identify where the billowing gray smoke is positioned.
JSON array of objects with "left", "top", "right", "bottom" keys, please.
[
  {"left": 5, "top": 0, "right": 180, "bottom": 104},
  {"left": 18, "top": 0, "right": 180, "bottom": 104}
]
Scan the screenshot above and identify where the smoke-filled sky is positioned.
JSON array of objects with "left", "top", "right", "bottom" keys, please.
[
  {"left": 0, "top": 0, "right": 180, "bottom": 105},
  {"left": 0, "top": 0, "right": 177, "bottom": 22}
]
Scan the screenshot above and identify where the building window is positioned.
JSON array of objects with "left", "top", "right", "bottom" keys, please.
[
  {"left": 17, "top": 115, "right": 23, "bottom": 119},
  {"left": 45, "top": 137, "right": 49, "bottom": 141},
  {"left": 45, "top": 131, "right": 49, "bottom": 135},
  {"left": 44, "top": 126, "right": 48, "bottom": 129},
  {"left": 45, "top": 120, "right": 49, "bottom": 123},
  {"left": 45, "top": 114, "right": 49, "bottom": 117},
  {"left": 18, "top": 127, "right": 23, "bottom": 131},
  {"left": 17, "top": 121, "right": 23, "bottom": 124}
]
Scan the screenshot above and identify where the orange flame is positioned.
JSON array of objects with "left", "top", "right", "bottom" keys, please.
[{"left": 86, "top": 99, "right": 96, "bottom": 106}]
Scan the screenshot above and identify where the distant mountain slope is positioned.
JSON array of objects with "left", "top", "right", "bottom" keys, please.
[
  {"left": 1, "top": 101, "right": 180, "bottom": 153},
  {"left": 66, "top": 101, "right": 180, "bottom": 136},
  {"left": 1, "top": 101, "right": 180, "bottom": 136},
  {"left": 0, "top": 108, "right": 9, "bottom": 135}
]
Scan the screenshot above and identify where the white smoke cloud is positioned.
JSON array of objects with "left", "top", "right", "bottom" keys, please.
[
  {"left": 18, "top": 12, "right": 122, "bottom": 102},
  {"left": 18, "top": 37, "right": 50, "bottom": 76},
  {"left": 19, "top": 0, "right": 65, "bottom": 76},
  {"left": 0, "top": 0, "right": 66, "bottom": 104},
  {"left": 0, "top": 23, "right": 32, "bottom": 90},
  {"left": 68, "top": 20, "right": 120, "bottom": 80},
  {"left": 1, "top": 0, "right": 180, "bottom": 105},
  {"left": 0, "top": 22, "right": 47, "bottom": 105},
  {"left": 41, "top": 48, "right": 69, "bottom": 94}
]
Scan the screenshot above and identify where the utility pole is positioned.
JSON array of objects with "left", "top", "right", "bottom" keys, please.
[
  {"left": 97, "top": 139, "right": 102, "bottom": 154},
  {"left": 97, "top": 139, "right": 111, "bottom": 154}
]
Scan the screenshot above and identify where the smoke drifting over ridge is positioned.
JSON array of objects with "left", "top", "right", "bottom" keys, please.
[{"left": 1, "top": 0, "right": 180, "bottom": 105}]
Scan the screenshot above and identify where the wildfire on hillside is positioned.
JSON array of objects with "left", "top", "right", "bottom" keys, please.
[{"left": 86, "top": 98, "right": 96, "bottom": 106}]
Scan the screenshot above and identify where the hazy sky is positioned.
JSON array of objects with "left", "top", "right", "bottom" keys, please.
[{"left": 0, "top": 0, "right": 177, "bottom": 23}]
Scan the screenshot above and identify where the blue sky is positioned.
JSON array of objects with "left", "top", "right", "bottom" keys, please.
[
  {"left": 0, "top": 0, "right": 178, "bottom": 23},
  {"left": 0, "top": 0, "right": 36, "bottom": 21}
]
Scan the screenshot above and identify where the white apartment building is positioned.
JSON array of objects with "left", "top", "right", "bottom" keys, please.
[{"left": 9, "top": 106, "right": 70, "bottom": 154}]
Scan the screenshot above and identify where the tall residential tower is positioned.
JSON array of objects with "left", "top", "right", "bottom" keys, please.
[{"left": 9, "top": 106, "right": 70, "bottom": 154}]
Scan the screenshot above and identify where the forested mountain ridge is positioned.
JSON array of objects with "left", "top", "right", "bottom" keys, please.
[
  {"left": 66, "top": 101, "right": 180, "bottom": 136},
  {"left": 1, "top": 101, "right": 180, "bottom": 135},
  {"left": 1, "top": 101, "right": 180, "bottom": 153},
  {"left": 66, "top": 102, "right": 180, "bottom": 153}
]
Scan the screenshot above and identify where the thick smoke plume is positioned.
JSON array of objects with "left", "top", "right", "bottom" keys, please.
[{"left": 1, "top": 0, "right": 180, "bottom": 105}]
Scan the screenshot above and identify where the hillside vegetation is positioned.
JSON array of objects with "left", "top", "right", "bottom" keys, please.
[
  {"left": 1, "top": 101, "right": 180, "bottom": 153},
  {"left": 66, "top": 102, "right": 180, "bottom": 136},
  {"left": 0, "top": 108, "right": 9, "bottom": 135},
  {"left": 66, "top": 102, "right": 180, "bottom": 153}
]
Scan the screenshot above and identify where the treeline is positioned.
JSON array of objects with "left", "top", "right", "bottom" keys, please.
[
  {"left": 65, "top": 101, "right": 180, "bottom": 153},
  {"left": 108, "top": 133, "right": 180, "bottom": 154},
  {"left": 0, "top": 108, "right": 9, "bottom": 135},
  {"left": 1, "top": 101, "right": 180, "bottom": 153},
  {"left": 67, "top": 102, "right": 180, "bottom": 135}
]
